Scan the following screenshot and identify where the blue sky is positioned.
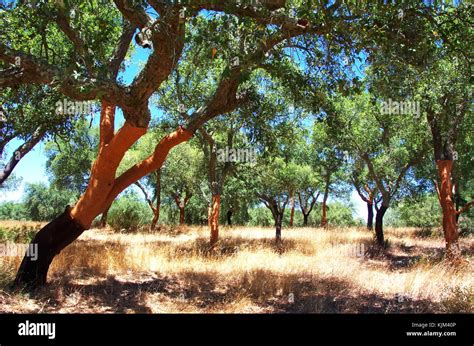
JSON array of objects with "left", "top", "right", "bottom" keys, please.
[{"left": 0, "top": 38, "right": 368, "bottom": 221}]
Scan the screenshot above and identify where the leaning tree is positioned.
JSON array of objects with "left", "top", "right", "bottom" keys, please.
[{"left": 2, "top": 0, "right": 366, "bottom": 289}]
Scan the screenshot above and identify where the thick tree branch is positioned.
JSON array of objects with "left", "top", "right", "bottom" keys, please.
[
  {"left": 108, "top": 20, "right": 136, "bottom": 78},
  {"left": 99, "top": 101, "right": 116, "bottom": 149},
  {"left": 0, "top": 129, "right": 44, "bottom": 185},
  {"left": 113, "top": 0, "right": 151, "bottom": 28},
  {"left": 55, "top": 11, "right": 95, "bottom": 73},
  {"left": 457, "top": 201, "right": 474, "bottom": 215}
]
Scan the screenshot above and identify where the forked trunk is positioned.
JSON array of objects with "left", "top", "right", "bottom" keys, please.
[
  {"left": 436, "top": 160, "right": 461, "bottom": 261},
  {"left": 14, "top": 103, "right": 193, "bottom": 289},
  {"left": 367, "top": 202, "right": 374, "bottom": 230},
  {"left": 14, "top": 207, "right": 84, "bottom": 289},
  {"left": 209, "top": 194, "right": 221, "bottom": 247},
  {"left": 375, "top": 205, "right": 387, "bottom": 246}
]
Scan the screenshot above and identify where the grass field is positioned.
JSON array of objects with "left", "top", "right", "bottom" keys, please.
[{"left": 0, "top": 222, "right": 472, "bottom": 313}]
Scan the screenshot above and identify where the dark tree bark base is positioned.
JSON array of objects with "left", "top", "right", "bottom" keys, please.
[
  {"left": 375, "top": 206, "right": 387, "bottom": 247},
  {"left": 367, "top": 202, "right": 374, "bottom": 230},
  {"left": 13, "top": 206, "right": 85, "bottom": 290}
]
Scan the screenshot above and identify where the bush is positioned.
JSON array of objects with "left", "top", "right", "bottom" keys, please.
[
  {"left": 0, "top": 224, "right": 39, "bottom": 243},
  {"left": 23, "top": 183, "right": 77, "bottom": 221},
  {"left": 0, "top": 202, "right": 28, "bottom": 220},
  {"left": 107, "top": 193, "right": 152, "bottom": 232},
  {"left": 248, "top": 207, "right": 274, "bottom": 227},
  {"left": 388, "top": 194, "right": 442, "bottom": 228}
]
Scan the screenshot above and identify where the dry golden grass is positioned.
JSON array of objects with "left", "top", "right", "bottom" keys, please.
[{"left": 0, "top": 222, "right": 472, "bottom": 313}]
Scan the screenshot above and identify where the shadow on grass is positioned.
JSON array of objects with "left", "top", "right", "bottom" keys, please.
[
  {"left": 19, "top": 268, "right": 445, "bottom": 313},
  {"left": 359, "top": 238, "right": 473, "bottom": 271},
  {"left": 169, "top": 236, "right": 315, "bottom": 259}
]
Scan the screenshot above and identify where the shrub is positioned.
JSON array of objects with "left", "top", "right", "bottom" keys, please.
[
  {"left": 23, "top": 183, "right": 77, "bottom": 221},
  {"left": 0, "top": 202, "right": 28, "bottom": 220},
  {"left": 107, "top": 193, "right": 152, "bottom": 232},
  {"left": 247, "top": 207, "right": 274, "bottom": 227}
]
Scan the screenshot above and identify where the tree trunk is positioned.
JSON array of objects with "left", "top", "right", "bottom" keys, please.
[
  {"left": 303, "top": 213, "right": 309, "bottom": 227},
  {"left": 209, "top": 194, "right": 221, "bottom": 247},
  {"left": 436, "top": 160, "right": 461, "bottom": 261},
  {"left": 98, "top": 207, "right": 110, "bottom": 228},
  {"left": 14, "top": 207, "right": 84, "bottom": 289},
  {"left": 321, "top": 201, "right": 327, "bottom": 227},
  {"left": 375, "top": 205, "right": 387, "bottom": 246},
  {"left": 151, "top": 208, "right": 159, "bottom": 230},
  {"left": 289, "top": 195, "right": 295, "bottom": 227},
  {"left": 275, "top": 212, "right": 282, "bottom": 242},
  {"left": 367, "top": 202, "right": 374, "bottom": 230},
  {"left": 321, "top": 177, "right": 330, "bottom": 227},
  {"left": 14, "top": 123, "right": 191, "bottom": 289},
  {"left": 227, "top": 209, "right": 232, "bottom": 226},
  {"left": 151, "top": 170, "right": 161, "bottom": 230},
  {"left": 179, "top": 206, "right": 185, "bottom": 225}
]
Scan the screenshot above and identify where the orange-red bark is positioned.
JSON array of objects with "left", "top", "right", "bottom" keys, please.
[
  {"left": 209, "top": 194, "right": 221, "bottom": 246},
  {"left": 436, "top": 160, "right": 461, "bottom": 260},
  {"left": 71, "top": 105, "right": 147, "bottom": 228}
]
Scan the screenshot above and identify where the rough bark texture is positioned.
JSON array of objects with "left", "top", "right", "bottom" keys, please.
[
  {"left": 209, "top": 194, "right": 221, "bottom": 247},
  {"left": 14, "top": 206, "right": 85, "bottom": 289},
  {"left": 436, "top": 160, "right": 461, "bottom": 261},
  {"left": 375, "top": 205, "right": 387, "bottom": 246}
]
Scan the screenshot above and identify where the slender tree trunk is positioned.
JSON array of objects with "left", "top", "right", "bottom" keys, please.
[
  {"left": 227, "top": 209, "right": 232, "bottom": 226},
  {"left": 436, "top": 160, "right": 461, "bottom": 261},
  {"left": 375, "top": 205, "right": 387, "bottom": 246},
  {"left": 151, "top": 170, "right": 161, "bottom": 230},
  {"left": 321, "top": 201, "right": 327, "bottom": 227},
  {"left": 99, "top": 207, "right": 110, "bottom": 228},
  {"left": 303, "top": 213, "right": 309, "bottom": 226},
  {"left": 367, "top": 202, "right": 374, "bottom": 230},
  {"left": 179, "top": 206, "right": 185, "bottom": 225},
  {"left": 151, "top": 208, "right": 159, "bottom": 230},
  {"left": 275, "top": 212, "right": 282, "bottom": 242},
  {"left": 209, "top": 194, "right": 221, "bottom": 247},
  {"left": 289, "top": 195, "right": 295, "bottom": 227},
  {"left": 321, "top": 184, "right": 329, "bottom": 227}
]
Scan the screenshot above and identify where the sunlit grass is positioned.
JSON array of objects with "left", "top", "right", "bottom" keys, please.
[{"left": 0, "top": 221, "right": 472, "bottom": 313}]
